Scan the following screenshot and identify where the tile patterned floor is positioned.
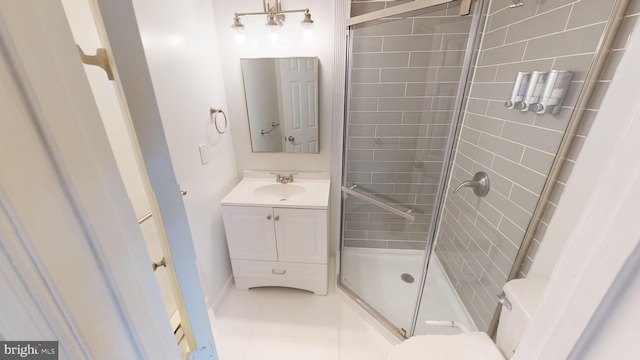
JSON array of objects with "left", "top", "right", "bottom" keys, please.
[{"left": 210, "top": 267, "right": 395, "bottom": 360}]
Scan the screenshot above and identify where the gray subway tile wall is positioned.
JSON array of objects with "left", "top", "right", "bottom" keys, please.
[
  {"left": 344, "top": 2, "right": 472, "bottom": 251},
  {"left": 521, "top": 2, "right": 640, "bottom": 277},
  {"left": 435, "top": 0, "right": 626, "bottom": 330},
  {"left": 348, "top": 0, "right": 637, "bottom": 332}
]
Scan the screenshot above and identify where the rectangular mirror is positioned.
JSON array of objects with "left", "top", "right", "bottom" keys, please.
[{"left": 241, "top": 57, "right": 319, "bottom": 153}]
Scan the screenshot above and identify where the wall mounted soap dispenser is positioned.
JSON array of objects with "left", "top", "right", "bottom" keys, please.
[
  {"left": 504, "top": 70, "right": 574, "bottom": 115},
  {"left": 520, "top": 71, "right": 548, "bottom": 112},
  {"left": 533, "top": 70, "right": 574, "bottom": 115},
  {"left": 505, "top": 71, "right": 531, "bottom": 109}
]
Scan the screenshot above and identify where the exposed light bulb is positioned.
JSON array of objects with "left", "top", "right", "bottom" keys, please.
[
  {"left": 235, "top": 32, "right": 247, "bottom": 46},
  {"left": 265, "top": 13, "right": 282, "bottom": 45},
  {"left": 231, "top": 15, "right": 247, "bottom": 46},
  {"left": 300, "top": 10, "right": 314, "bottom": 43},
  {"left": 302, "top": 24, "right": 314, "bottom": 43},
  {"left": 268, "top": 30, "right": 280, "bottom": 44}
]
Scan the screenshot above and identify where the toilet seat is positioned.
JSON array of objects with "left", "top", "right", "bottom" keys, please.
[{"left": 387, "top": 332, "right": 505, "bottom": 360}]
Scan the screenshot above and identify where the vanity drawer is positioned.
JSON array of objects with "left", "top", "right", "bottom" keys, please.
[{"left": 231, "top": 260, "right": 328, "bottom": 295}]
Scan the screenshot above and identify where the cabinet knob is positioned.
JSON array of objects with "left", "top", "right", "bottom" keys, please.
[
  {"left": 266, "top": 215, "right": 272, "bottom": 220},
  {"left": 274, "top": 215, "right": 280, "bottom": 221}
]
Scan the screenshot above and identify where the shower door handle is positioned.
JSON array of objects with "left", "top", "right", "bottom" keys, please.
[{"left": 453, "top": 171, "right": 490, "bottom": 197}]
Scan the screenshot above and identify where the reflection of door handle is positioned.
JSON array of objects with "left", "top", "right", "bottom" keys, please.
[
  {"left": 286, "top": 136, "right": 295, "bottom": 142},
  {"left": 453, "top": 171, "right": 490, "bottom": 197}
]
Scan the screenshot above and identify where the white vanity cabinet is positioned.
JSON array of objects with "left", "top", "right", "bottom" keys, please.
[
  {"left": 221, "top": 205, "right": 329, "bottom": 295},
  {"left": 221, "top": 206, "right": 278, "bottom": 262}
]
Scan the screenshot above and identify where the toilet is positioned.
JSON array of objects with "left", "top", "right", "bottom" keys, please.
[{"left": 388, "top": 278, "right": 547, "bottom": 360}]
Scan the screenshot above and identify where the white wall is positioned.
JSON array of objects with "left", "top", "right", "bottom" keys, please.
[
  {"left": 569, "top": 242, "right": 640, "bottom": 360},
  {"left": 130, "top": 0, "right": 238, "bottom": 306},
  {"left": 211, "top": 0, "right": 335, "bottom": 174}
]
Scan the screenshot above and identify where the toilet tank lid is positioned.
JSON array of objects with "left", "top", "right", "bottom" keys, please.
[{"left": 503, "top": 278, "right": 548, "bottom": 317}]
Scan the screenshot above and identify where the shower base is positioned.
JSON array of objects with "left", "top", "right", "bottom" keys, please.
[{"left": 341, "top": 247, "right": 475, "bottom": 336}]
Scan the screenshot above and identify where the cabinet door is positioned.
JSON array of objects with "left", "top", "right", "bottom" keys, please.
[
  {"left": 274, "top": 208, "right": 327, "bottom": 264},
  {"left": 222, "top": 206, "right": 277, "bottom": 261}
]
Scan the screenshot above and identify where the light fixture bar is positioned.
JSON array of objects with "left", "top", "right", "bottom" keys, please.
[
  {"left": 234, "top": 11, "right": 273, "bottom": 17},
  {"left": 271, "top": 8, "right": 309, "bottom": 15},
  {"left": 234, "top": 8, "right": 309, "bottom": 18}
]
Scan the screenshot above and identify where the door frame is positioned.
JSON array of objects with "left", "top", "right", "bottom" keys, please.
[
  {"left": 90, "top": 0, "right": 217, "bottom": 356},
  {"left": 0, "top": 0, "right": 217, "bottom": 358},
  {"left": 0, "top": 1, "right": 181, "bottom": 358}
]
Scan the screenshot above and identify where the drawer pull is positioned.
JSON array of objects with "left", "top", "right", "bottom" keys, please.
[{"left": 272, "top": 269, "right": 287, "bottom": 275}]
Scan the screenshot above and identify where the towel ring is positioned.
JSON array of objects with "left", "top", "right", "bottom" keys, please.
[{"left": 210, "top": 108, "right": 227, "bottom": 134}]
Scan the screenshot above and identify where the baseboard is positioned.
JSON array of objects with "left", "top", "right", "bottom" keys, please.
[{"left": 210, "top": 274, "right": 234, "bottom": 313}]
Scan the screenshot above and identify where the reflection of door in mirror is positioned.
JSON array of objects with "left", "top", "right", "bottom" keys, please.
[
  {"left": 278, "top": 58, "right": 318, "bottom": 153},
  {"left": 241, "top": 57, "right": 319, "bottom": 153},
  {"left": 242, "top": 58, "right": 283, "bottom": 152}
]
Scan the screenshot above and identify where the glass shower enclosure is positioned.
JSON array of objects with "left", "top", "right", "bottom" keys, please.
[
  {"left": 338, "top": 0, "right": 624, "bottom": 339},
  {"left": 340, "top": 1, "right": 483, "bottom": 337}
]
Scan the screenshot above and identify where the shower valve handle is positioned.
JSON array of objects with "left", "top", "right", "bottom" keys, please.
[
  {"left": 453, "top": 180, "right": 473, "bottom": 193},
  {"left": 453, "top": 171, "right": 490, "bottom": 197}
]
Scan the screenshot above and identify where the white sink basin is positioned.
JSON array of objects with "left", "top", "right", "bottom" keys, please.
[
  {"left": 220, "top": 171, "right": 330, "bottom": 209},
  {"left": 253, "top": 184, "right": 307, "bottom": 202}
]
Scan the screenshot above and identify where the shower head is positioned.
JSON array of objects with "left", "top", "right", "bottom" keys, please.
[{"left": 510, "top": 0, "right": 524, "bottom": 8}]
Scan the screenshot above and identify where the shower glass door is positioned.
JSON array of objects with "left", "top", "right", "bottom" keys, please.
[
  {"left": 340, "top": 2, "right": 479, "bottom": 335},
  {"left": 341, "top": 0, "right": 625, "bottom": 339}
]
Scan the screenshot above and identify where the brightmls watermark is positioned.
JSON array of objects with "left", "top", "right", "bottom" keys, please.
[{"left": 0, "top": 342, "right": 57, "bottom": 359}]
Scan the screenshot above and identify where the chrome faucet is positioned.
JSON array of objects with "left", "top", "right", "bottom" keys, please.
[{"left": 272, "top": 172, "right": 297, "bottom": 184}]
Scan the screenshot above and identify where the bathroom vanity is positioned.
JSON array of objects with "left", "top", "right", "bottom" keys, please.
[{"left": 220, "top": 171, "right": 330, "bottom": 295}]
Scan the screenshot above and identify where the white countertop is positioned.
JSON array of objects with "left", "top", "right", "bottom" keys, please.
[{"left": 220, "top": 171, "right": 331, "bottom": 209}]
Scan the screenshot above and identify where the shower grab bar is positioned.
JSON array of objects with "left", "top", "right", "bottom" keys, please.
[
  {"left": 137, "top": 212, "right": 153, "bottom": 225},
  {"left": 341, "top": 185, "right": 416, "bottom": 222}
]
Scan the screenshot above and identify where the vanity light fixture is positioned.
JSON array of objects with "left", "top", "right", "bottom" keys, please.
[
  {"left": 231, "top": 0, "right": 315, "bottom": 45},
  {"left": 300, "top": 10, "right": 314, "bottom": 43},
  {"left": 231, "top": 15, "right": 247, "bottom": 45}
]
